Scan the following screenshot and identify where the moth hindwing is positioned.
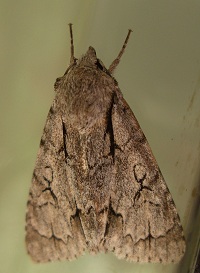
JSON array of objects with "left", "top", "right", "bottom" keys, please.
[{"left": 25, "top": 24, "right": 185, "bottom": 263}]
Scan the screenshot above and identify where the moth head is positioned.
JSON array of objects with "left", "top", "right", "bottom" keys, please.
[
  {"left": 85, "top": 46, "right": 97, "bottom": 63},
  {"left": 78, "top": 46, "right": 108, "bottom": 72}
]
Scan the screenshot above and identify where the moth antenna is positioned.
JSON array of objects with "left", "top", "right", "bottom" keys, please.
[
  {"left": 69, "top": 23, "right": 76, "bottom": 64},
  {"left": 108, "top": 29, "right": 133, "bottom": 74}
]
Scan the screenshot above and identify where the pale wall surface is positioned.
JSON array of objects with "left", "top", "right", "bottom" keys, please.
[{"left": 0, "top": 1, "right": 200, "bottom": 273}]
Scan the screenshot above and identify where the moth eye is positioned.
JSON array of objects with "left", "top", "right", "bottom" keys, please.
[
  {"left": 95, "top": 59, "right": 104, "bottom": 70},
  {"left": 96, "top": 59, "right": 109, "bottom": 72}
]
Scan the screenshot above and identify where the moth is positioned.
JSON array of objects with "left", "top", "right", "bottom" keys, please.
[{"left": 26, "top": 24, "right": 186, "bottom": 263}]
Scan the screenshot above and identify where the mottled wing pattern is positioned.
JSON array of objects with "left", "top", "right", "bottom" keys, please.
[
  {"left": 25, "top": 101, "right": 87, "bottom": 262},
  {"left": 103, "top": 89, "right": 186, "bottom": 263}
]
